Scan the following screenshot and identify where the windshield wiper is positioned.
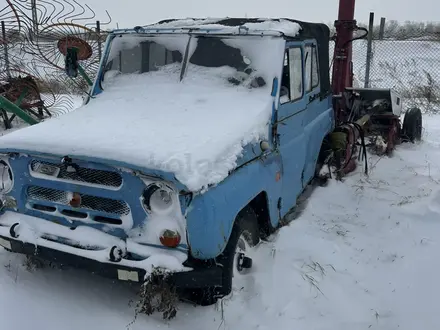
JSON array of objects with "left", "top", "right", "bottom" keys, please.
[{"left": 179, "top": 35, "right": 193, "bottom": 82}]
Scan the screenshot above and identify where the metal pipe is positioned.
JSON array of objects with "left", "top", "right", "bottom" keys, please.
[
  {"left": 332, "top": 0, "right": 357, "bottom": 122},
  {"left": 96, "top": 20, "right": 102, "bottom": 60},
  {"left": 0, "top": 96, "right": 39, "bottom": 125},
  {"left": 78, "top": 64, "right": 93, "bottom": 86},
  {"left": 337, "top": 0, "right": 356, "bottom": 20}
]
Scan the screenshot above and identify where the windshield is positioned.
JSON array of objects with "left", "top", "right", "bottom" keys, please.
[
  {"left": 100, "top": 33, "right": 281, "bottom": 91},
  {"left": 101, "top": 35, "right": 187, "bottom": 87}
]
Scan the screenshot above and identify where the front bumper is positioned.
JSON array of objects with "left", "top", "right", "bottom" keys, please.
[{"left": 0, "top": 211, "right": 223, "bottom": 289}]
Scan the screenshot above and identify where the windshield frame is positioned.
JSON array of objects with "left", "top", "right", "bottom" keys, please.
[
  {"left": 92, "top": 32, "right": 283, "bottom": 97},
  {"left": 97, "top": 33, "right": 191, "bottom": 92}
]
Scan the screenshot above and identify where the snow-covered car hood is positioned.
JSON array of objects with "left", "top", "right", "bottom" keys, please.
[{"left": 0, "top": 67, "right": 276, "bottom": 192}]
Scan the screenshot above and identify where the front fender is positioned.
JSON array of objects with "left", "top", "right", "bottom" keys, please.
[{"left": 185, "top": 152, "right": 282, "bottom": 259}]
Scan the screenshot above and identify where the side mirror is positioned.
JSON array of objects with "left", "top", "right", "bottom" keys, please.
[{"left": 65, "top": 47, "right": 79, "bottom": 78}]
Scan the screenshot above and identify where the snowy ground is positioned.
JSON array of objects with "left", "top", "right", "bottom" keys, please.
[{"left": 0, "top": 114, "right": 439, "bottom": 329}]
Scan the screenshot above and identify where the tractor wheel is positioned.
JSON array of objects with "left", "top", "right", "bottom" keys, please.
[{"left": 402, "top": 107, "right": 422, "bottom": 143}]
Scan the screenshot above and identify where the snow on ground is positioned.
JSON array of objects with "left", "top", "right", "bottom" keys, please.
[{"left": 0, "top": 114, "right": 440, "bottom": 329}]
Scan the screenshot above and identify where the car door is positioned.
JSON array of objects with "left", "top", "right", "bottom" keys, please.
[
  {"left": 301, "top": 40, "right": 330, "bottom": 186},
  {"left": 276, "top": 44, "right": 307, "bottom": 217}
]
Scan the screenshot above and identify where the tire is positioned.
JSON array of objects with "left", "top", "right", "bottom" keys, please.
[
  {"left": 187, "top": 206, "right": 260, "bottom": 306},
  {"left": 313, "top": 135, "right": 332, "bottom": 187},
  {"left": 402, "top": 107, "right": 422, "bottom": 143}
]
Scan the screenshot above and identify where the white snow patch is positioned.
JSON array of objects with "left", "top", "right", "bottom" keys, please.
[
  {"left": 0, "top": 211, "right": 124, "bottom": 249},
  {"left": 0, "top": 211, "right": 188, "bottom": 272},
  {"left": 222, "top": 36, "right": 286, "bottom": 93},
  {"left": 130, "top": 180, "right": 187, "bottom": 246},
  {"left": 107, "top": 34, "right": 191, "bottom": 63},
  {"left": 242, "top": 19, "right": 302, "bottom": 37},
  {"left": 146, "top": 18, "right": 302, "bottom": 37},
  {"left": 130, "top": 213, "right": 187, "bottom": 246},
  {"left": 138, "top": 254, "right": 186, "bottom": 274}
]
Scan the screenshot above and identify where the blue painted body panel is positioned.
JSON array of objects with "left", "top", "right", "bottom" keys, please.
[
  {"left": 276, "top": 41, "right": 307, "bottom": 216},
  {"left": 186, "top": 149, "right": 282, "bottom": 259},
  {"left": 300, "top": 41, "right": 335, "bottom": 186},
  {"left": 0, "top": 30, "right": 335, "bottom": 263},
  {"left": 0, "top": 148, "right": 188, "bottom": 192}
]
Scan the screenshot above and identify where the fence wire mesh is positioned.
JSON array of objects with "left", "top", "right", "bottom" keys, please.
[{"left": 330, "top": 20, "right": 440, "bottom": 113}]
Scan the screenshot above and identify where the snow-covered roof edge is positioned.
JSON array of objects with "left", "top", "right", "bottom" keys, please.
[{"left": 112, "top": 18, "right": 302, "bottom": 38}]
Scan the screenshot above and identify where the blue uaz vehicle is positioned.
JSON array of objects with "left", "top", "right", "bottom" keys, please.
[{"left": 0, "top": 18, "right": 334, "bottom": 307}]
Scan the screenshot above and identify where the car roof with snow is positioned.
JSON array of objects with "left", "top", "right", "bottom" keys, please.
[{"left": 112, "top": 17, "right": 331, "bottom": 98}]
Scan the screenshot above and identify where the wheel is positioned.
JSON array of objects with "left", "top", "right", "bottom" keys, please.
[
  {"left": 385, "top": 117, "right": 401, "bottom": 154},
  {"left": 313, "top": 135, "right": 332, "bottom": 186},
  {"left": 187, "top": 206, "right": 260, "bottom": 306},
  {"left": 402, "top": 107, "right": 422, "bottom": 143}
]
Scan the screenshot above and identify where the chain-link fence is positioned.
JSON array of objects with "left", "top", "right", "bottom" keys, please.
[{"left": 330, "top": 19, "right": 440, "bottom": 113}]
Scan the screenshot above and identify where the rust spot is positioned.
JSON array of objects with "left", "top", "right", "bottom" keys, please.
[
  {"left": 57, "top": 36, "right": 93, "bottom": 60},
  {"left": 69, "top": 192, "right": 82, "bottom": 208},
  {"left": 275, "top": 172, "right": 281, "bottom": 182}
]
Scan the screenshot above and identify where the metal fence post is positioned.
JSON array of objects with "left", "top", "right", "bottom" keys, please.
[
  {"left": 1, "top": 21, "right": 10, "bottom": 79},
  {"left": 96, "top": 20, "right": 102, "bottom": 60},
  {"left": 379, "top": 17, "right": 386, "bottom": 40},
  {"left": 364, "top": 12, "right": 374, "bottom": 88},
  {"left": 31, "top": 0, "right": 38, "bottom": 37}
]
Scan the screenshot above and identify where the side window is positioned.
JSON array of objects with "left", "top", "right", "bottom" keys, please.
[
  {"left": 304, "top": 45, "right": 312, "bottom": 92},
  {"left": 280, "top": 52, "right": 290, "bottom": 104},
  {"left": 304, "top": 43, "right": 319, "bottom": 92},
  {"left": 288, "top": 48, "right": 303, "bottom": 101},
  {"left": 280, "top": 47, "right": 303, "bottom": 104},
  {"left": 311, "top": 45, "right": 319, "bottom": 88}
]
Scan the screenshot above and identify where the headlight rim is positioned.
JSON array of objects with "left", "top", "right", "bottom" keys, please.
[
  {"left": 141, "top": 182, "right": 175, "bottom": 215},
  {"left": 0, "top": 159, "right": 13, "bottom": 194}
]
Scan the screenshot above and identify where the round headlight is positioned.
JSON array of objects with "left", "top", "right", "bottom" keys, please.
[
  {"left": 0, "top": 161, "right": 13, "bottom": 193},
  {"left": 142, "top": 184, "right": 174, "bottom": 214}
]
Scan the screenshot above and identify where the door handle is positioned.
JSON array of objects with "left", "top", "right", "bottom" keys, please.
[{"left": 309, "top": 93, "right": 319, "bottom": 103}]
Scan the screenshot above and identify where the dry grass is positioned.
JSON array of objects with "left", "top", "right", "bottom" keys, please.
[
  {"left": 299, "top": 260, "right": 336, "bottom": 298},
  {"left": 128, "top": 268, "right": 179, "bottom": 326}
]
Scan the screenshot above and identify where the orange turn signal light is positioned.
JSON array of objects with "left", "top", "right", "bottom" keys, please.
[{"left": 159, "top": 229, "right": 181, "bottom": 248}]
